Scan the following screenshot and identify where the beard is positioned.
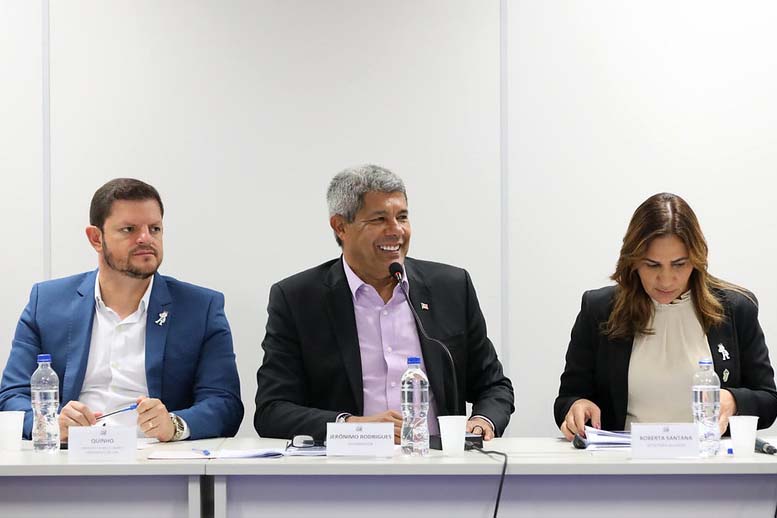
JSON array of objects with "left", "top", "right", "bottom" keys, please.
[{"left": 102, "top": 240, "right": 161, "bottom": 279}]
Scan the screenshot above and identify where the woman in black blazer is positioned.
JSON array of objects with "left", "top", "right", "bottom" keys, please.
[{"left": 555, "top": 193, "right": 777, "bottom": 441}]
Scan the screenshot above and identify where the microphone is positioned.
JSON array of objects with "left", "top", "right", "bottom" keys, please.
[
  {"left": 755, "top": 437, "right": 777, "bottom": 454},
  {"left": 389, "top": 262, "right": 459, "bottom": 413},
  {"left": 389, "top": 262, "right": 404, "bottom": 283}
]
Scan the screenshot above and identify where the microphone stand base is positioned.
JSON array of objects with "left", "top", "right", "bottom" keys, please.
[{"left": 429, "top": 433, "right": 483, "bottom": 450}]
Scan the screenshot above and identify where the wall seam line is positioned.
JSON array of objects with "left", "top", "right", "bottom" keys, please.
[
  {"left": 499, "top": 0, "right": 510, "bottom": 404},
  {"left": 42, "top": 0, "right": 51, "bottom": 280}
]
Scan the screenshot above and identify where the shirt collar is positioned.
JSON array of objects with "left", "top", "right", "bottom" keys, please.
[
  {"left": 94, "top": 272, "right": 155, "bottom": 315},
  {"left": 652, "top": 289, "right": 692, "bottom": 308},
  {"left": 341, "top": 257, "right": 409, "bottom": 300}
]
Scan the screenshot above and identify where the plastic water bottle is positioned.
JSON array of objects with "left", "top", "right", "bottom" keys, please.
[
  {"left": 692, "top": 357, "right": 720, "bottom": 457},
  {"left": 400, "top": 356, "right": 430, "bottom": 456},
  {"left": 31, "top": 354, "right": 60, "bottom": 452}
]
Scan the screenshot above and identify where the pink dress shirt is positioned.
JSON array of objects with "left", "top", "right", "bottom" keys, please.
[{"left": 343, "top": 260, "right": 439, "bottom": 435}]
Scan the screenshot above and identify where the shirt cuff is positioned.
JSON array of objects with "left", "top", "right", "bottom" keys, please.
[{"left": 178, "top": 416, "right": 191, "bottom": 441}]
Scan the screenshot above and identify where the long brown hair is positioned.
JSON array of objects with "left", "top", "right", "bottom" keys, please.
[{"left": 605, "top": 193, "right": 739, "bottom": 339}]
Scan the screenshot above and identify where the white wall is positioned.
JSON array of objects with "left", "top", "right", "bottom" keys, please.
[
  {"left": 46, "top": 0, "right": 501, "bottom": 437},
  {"left": 0, "top": 2, "right": 43, "bottom": 366},
  {"left": 1, "top": 0, "right": 775, "bottom": 437}
]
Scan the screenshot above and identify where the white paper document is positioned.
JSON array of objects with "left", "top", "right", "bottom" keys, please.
[
  {"left": 582, "top": 426, "right": 631, "bottom": 450},
  {"left": 147, "top": 448, "right": 284, "bottom": 460},
  {"left": 284, "top": 445, "right": 327, "bottom": 456},
  {"left": 137, "top": 438, "right": 159, "bottom": 450}
]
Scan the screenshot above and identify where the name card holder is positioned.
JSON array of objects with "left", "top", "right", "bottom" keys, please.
[
  {"left": 326, "top": 422, "right": 394, "bottom": 457},
  {"left": 69, "top": 425, "right": 136, "bottom": 462},
  {"left": 631, "top": 423, "right": 699, "bottom": 459}
]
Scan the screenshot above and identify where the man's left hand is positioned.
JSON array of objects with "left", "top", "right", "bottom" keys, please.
[
  {"left": 136, "top": 396, "right": 175, "bottom": 442},
  {"left": 467, "top": 417, "right": 495, "bottom": 441},
  {"left": 720, "top": 389, "right": 738, "bottom": 435}
]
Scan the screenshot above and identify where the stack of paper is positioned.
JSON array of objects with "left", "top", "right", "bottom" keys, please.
[
  {"left": 148, "top": 448, "right": 284, "bottom": 460},
  {"left": 284, "top": 445, "right": 327, "bottom": 456},
  {"left": 581, "top": 426, "right": 631, "bottom": 450}
]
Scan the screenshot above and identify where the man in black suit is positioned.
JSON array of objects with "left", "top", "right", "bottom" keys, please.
[{"left": 255, "top": 165, "right": 514, "bottom": 442}]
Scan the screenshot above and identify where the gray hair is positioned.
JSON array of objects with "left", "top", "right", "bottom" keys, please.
[{"left": 327, "top": 164, "right": 407, "bottom": 246}]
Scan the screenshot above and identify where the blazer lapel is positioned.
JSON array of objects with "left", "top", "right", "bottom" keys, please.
[
  {"left": 145, "top": 273, "right": 172, "bottom": 399},
  {"left": 608, "top": 335, "right": 633, "bottom": 430},
  {"left": 63, "top": 271, "right": 98, "bottom": 403},
  {"left": 405, "top": 260, "right": 450, "bottom": 414},
  {"left": 324, "top": 259, "right": 364, "bottom": 414}
]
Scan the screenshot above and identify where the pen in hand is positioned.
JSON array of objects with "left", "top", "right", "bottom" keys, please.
[{"left": 95, "top": 403, "right": 139, "bottom": 421}]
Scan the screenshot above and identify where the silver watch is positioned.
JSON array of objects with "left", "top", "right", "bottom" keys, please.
[{"left": 169, "top": 413, "right": 185, "bottom": 441}]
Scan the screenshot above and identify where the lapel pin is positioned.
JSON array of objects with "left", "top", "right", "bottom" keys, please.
[
  {"left": 420, "top": 303, "right": 429, "bottom": 311},
  {"left": 155, "top": 311, "right": 168, "bottom": 326},
  {"left": 722, "top": 369, "right": 730, "bottom": 383},
  {"left": 717, "top": 343, "right": 730, "bottom": 361}
]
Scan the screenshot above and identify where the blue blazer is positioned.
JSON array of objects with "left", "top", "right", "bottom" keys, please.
[{"left": 0, "top": 270, "right": 243, "bottom": 439}]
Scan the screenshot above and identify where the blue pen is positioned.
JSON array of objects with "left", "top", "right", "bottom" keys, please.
[
  {"left": 95, "top": 403, "right": 138, "bottom": 421},
  {"left": 192, "top": 448, "right": 211, "bottom": 456}
]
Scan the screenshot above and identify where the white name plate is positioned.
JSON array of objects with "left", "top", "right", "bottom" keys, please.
[
  {"left": 69, "top": 425, "right": 136, "bottom": 462},
  {"left": 631, "top": 423, "right": 699, "bottom": 459},
  {"left": 326, "top": 422, "right": 394, "bottom": 457}
]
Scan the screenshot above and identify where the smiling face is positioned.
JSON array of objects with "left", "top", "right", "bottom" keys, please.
[
  {"left": 636, "top": 234, "right": 694, "bottom": 304},
  {"left": 331, "top": 190, "right": 410, "bottom": 288},
  {"left": 89, "top": 199, "right": 164, "bottom": 279}
]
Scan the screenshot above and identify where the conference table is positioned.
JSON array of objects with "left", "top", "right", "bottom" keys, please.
[
  {"left": 0, "top": 438, "right": 222, "bottom": 518},
  {"left": 2, "top": 437, "right": 777, "bottom": 518}
]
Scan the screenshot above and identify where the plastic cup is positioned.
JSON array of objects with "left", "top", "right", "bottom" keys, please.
[
  {"left": 437, "top": 415, "right": 468, "bottom": 456},
  {"left": 729, "top": 415, "right": 759, "bottom": 458},
  {"left": 0, "top": 411, "right": 24, "bottom": 451}
]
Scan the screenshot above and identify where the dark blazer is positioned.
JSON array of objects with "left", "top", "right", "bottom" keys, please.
[
  {"left": 0, "top": 270, "right": 244, "bottom": 439},
  {"left": 554, "top": 285, "right": 777, "bottom": 431},
  {"left": 255, "top": 257, "right": 514, "bottom": 440}
]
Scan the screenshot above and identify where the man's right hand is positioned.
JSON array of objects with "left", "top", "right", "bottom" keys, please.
[
  {"left": 58, "top": 401, "right": 102, "bottom": 442},
  {"left": 561, "top": 398, "right": 601, "bottom": 441},
  {"left": 346, "top": 410, "right": 403, "bottom": 444}
]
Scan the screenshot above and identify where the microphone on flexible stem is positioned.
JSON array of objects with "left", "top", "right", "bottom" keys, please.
[{"left": 389, "top": 262, "right": 459, "bottom": 413}]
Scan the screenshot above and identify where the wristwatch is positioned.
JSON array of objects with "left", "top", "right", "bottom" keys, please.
[
  {"left": 335, "top": 413, "right": 351, "bottom": 423},
  {"left": 169, "top": 413, "right": 185, "bottom": 441}
]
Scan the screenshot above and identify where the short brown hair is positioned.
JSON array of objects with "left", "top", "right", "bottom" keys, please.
[
  {"left": 89, "top": 178, "right": 164, "bottom": 229},
  {"left": 605, "top": 192, "right": 736, "bottom": 339}
]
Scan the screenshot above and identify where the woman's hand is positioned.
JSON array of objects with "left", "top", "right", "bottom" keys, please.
[
  {"left": 560, "top": 399, "right": 601, "bottom": 441},
  {"left": 719, "top": 389, "right": 738, "bottom": 435}
]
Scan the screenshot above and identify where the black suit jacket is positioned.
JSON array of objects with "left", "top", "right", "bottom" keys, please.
[
  {"left": 554, "top": 285, "right": 777, "bottom": 431},
  {"left": 255, "top": 257, "right": 514, "bottom": 440}
]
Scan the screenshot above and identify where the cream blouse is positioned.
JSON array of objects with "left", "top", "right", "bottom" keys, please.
[{"left": 625, "top": 291, "right": 712, "bottom": 429}]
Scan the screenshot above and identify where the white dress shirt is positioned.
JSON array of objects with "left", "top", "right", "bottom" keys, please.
[{"left": 79, "top": 275, "right": 154, "bottom": 432}]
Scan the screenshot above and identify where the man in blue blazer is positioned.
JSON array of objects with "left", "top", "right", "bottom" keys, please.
[{"left": 0, "top": 178, "right": 242, "bottom": 441}]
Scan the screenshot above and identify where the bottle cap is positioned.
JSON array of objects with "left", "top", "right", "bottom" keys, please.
[
  {"left": 407, "top": 356, "right": 421, "bottom": 365},
  {"left": 37, "top": 354, "right": 52, "bottom": 363}
]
